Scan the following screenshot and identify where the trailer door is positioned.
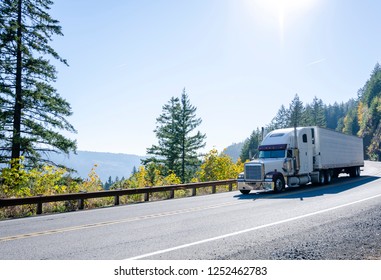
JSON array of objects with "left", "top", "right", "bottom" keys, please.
[{"left": 298, "top": 129, "right": 313, "bottom": 174}]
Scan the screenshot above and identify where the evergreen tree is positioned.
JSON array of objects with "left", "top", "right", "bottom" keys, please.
[
  {"left": 104, "top": 176, "right": 113, "bottom": 190},
  {"left": 145, "top": 162, "right": 160, "bottom": 186},
  {"left": 178, "top": 90, "right": 206, "bottom": 182},
  {"left": 0, "top": 0, "right": 76, "bottom": 165},
  {"left": 268, "top": 105, "right": 289, "bottom": 130},
  {"left": 240, "top": 128, "right": 262, "bottom": 162},
  {"left": 325, "top": 102, "right": 342, "bottom": 130},
  {"left": 131, "top": 166, "right": 138, "bottom": 175},
  {"left": 303, "top": 103, "right": 313, "bottom": 126},
  {"left": 143, "top": 96, "right": 181, "bottom": 175},
  {"left": 306, "top": 96, "right": 326, "bottom": 127},
  {"left": 342, "top": 105, "right": 359, "bottom": 136},
  {"left": 143, "top": 89, "right": 206, "bottom": 183},
  {"left": 289, "top": 94, "right": 305, "bottom": 128}
]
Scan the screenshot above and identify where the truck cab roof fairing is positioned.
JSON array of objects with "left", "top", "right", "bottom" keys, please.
[{"left": 258, "top": 144, "right": 287, "bottom": 151}]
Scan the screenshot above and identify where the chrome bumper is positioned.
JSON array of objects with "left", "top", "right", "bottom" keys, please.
[{"left": 237, "top": 179, "right": 274, "bottom": 191}]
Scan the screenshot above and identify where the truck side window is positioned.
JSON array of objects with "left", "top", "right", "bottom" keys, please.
[{"left": 303, "top": 134, "right": 307, "bottom": 143}]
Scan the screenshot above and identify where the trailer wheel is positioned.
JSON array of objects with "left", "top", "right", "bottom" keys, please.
[
  {"left": 273, "top": 176, "right": 285, "bottom": 192},
  {"left": 350, "top": 166, "right": 360, "bottom": 178},
  {"left": 240, "top": 190, "right": 250, "bottom": 195}
]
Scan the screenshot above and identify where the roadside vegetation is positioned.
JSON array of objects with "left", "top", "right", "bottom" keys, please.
[{"left": 0, "top": 150, "right": 243, "bottom": 219}]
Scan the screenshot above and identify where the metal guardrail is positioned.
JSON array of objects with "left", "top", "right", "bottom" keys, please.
[{"left": 0, "top": 179, "right": 237, "bottom": 215}]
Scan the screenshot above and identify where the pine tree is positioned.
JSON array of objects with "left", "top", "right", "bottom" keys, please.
[
  {"left": 326, "top": 102, "right": 342, "bottom": 130},
  {"left": 268, "top": 105, "right": 289, "bottom": 130},
  {"left": 240, "top": 128, "right": 262, "bottom": 162},
  {"left": 104, "top": 176, "right": 113, "bottom": 190},
  {"left": 131, "top": 166, "right": 138, "bottom": 175},
  {"left": 306, "top": 96, "right": 326, "bottom": 127},
  {"left": 289, "top": 94, "right": 305, "bottom": 128},
  {"left": 178, "top": 89, "right": 206, "bottom": 182},
  {"left": 0, "top": 0, "right": 76, "bottom": 165},
  {"left": 143, "top": 89, "right": 206, "bottom": 183},
  {"left": 143, "top": 96, "right": 182, "bottom": 175}
]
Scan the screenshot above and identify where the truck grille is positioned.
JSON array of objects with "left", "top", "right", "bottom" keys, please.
[{"left": 245, "top": 164, "right": 263, "bottom": 181}]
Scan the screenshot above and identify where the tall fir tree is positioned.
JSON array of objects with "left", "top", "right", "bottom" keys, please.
[
  {"left": 326, "top": 102, "right": 343, "bottom": 130},
  {"left": 268, "top": 104, "right": 289, "bottom": 130},
  {"left": 0, "top": 0, "right": 76, "bottom": 165},
  {"left": 289, "top": 94, "right": 305, "bottom": 128},
  {"left": 240, "top": 128, "right": 262, "bottom": 162},
  {"left": 143, "top": 89, "right": 206, "bottom": 183},
  {"left": 143, "top": 96, "right": 181, "bottom": 175},
  {"left": 306, "top": 96, "right": 326, "bottom": 127},
  {"left": 178, "top": 90, "right": 206, "bottom": 182}
]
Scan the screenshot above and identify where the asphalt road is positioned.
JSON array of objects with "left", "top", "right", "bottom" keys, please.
[{"left": 1, "top": 161, "right": 381, "bottom": 260}]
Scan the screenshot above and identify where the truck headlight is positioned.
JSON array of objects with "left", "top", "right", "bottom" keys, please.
[
  {"left": 238, "top": 173, "right": 244, "bottom": 180},
  {"left": 265, "top": 174, "right": 273, "bottom": 179}
]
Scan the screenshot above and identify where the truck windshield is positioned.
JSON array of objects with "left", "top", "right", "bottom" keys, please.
[{"left": 259, "top": 149, "right": 286, "bottom": 159}]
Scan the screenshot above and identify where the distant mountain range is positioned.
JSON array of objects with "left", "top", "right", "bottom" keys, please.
[
  {"left": 47, "top": 151, "right": 145, "bottom": 182},
  {"left": 47, "top": 142, "right": 244, "bottom": 183},
  {"left": 222, "top": 142, "right": 244, "bottom": 162}
]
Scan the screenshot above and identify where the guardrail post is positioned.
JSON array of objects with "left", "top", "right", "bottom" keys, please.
[
  {"left": 144, "top": 193, "right": 149, "bottom": 202},
  {"left": 79, "top": 199, "right": 85, "bottom": 210},
  {"left": 37, "top": 202, "right": 43, "bottom": 215},
  {"left": 169, "top": 190, "right": 175, "bottom": 199},
  {"left": 229, "top": 183, "right": 233, "bottom": 192},
  {"left": 78, "top": 191, "right": 86, "bottom": 210},
  {"left": 192, "top": 187, "right": 196, "bottom": 196},
  {"left": 36, "top": 194, "right": 43, "bottom": 215},
  {"left": 212, "top": 184, "right": 216, "bottom": 194},
  {"left": 114, "top": 189, "right": 121, "bottom": 206}
]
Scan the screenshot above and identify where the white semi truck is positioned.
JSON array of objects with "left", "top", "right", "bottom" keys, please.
[{"left": 238, "top": 126, "right": 364, "bottom": 194}]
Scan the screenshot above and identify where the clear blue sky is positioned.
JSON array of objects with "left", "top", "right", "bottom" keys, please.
[{"left": 49, "top": 0, "right": 381, "bottom": 156}]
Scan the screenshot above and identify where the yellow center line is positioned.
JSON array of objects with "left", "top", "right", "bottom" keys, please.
[{"left": 0, "top": 200, "right": 245, "bottom": 243}]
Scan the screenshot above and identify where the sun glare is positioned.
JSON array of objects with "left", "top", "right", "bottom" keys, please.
[
  {"left": 245, "top": 0, "right": 318, "bottom": 45},
  {"left": 252, "top": 0, "right": 317, "bottom": 17}
]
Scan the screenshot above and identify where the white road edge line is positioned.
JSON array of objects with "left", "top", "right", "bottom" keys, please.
[{"left": 126, "top": 193, "right": 381, "bottom": 260}]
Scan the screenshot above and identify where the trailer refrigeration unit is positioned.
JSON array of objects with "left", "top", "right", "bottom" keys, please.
[{"left": 238, "top": 126, "right": 364, "bottom": 194}]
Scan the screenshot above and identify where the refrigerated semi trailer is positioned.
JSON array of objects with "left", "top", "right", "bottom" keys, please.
[{"left": 238, "top": 126, "right": 364, "bottom": 194}]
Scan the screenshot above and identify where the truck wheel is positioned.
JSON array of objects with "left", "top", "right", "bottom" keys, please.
[
  {"left": 324, "top": 170, "right": 332, "bottom": 184},
  {"left": 318, "top": 171, "right": 325, "bottom": 185},
  {"left": 273, "top": 176, "right": 285, "bottom": 192},
  {"left": 240, "top": 190, "right": 250, "bottom": 195}
]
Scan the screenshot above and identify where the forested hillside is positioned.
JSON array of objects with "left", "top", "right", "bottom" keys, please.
[
  {"left": 350, "top": 63, "right": 381, "bottom": 160},
  {"left": 239, "top": 63, "right": 381, "bottom": 162}
]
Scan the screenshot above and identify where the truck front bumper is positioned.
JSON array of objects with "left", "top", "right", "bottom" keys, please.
[{"left": 238, "top": 179, "right": 274, "bottom": 191}]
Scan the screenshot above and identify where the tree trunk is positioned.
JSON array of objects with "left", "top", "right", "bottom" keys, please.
[{"left": 11, "top": 0, "right": 23, "bottom": 161}]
